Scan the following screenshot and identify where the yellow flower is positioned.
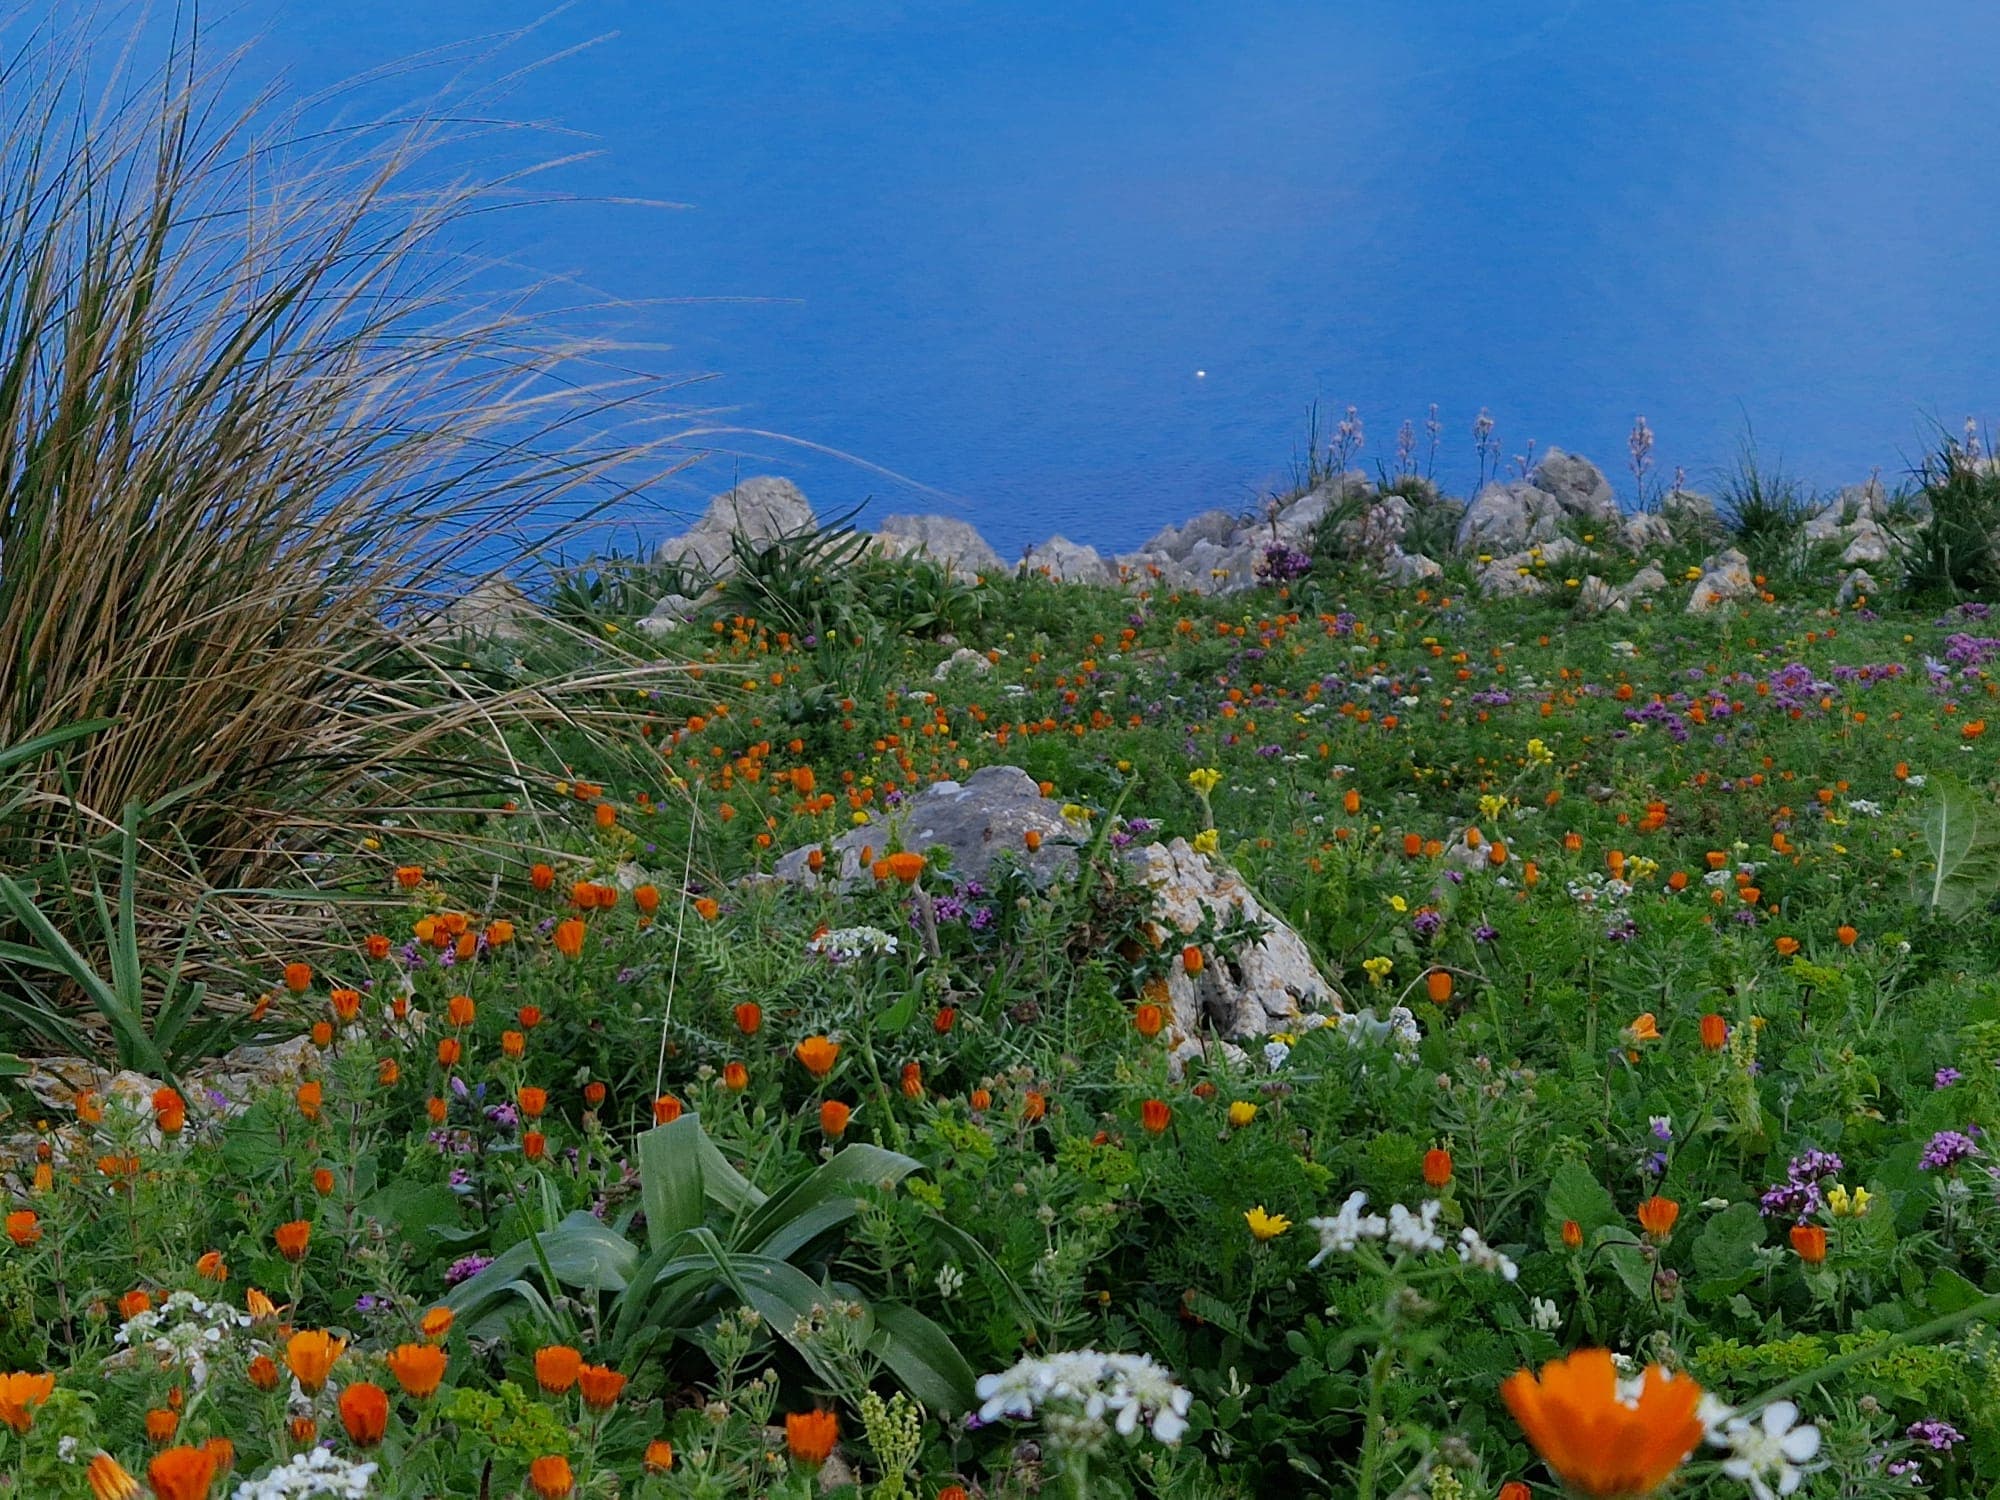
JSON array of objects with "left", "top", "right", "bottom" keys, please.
[
  {"left": 1387, "top": 895, "right": 1408, "bottom": 913},
  {"left": 851, "top": 811, "right": 872, "bottom": 826},
  {"left": 1191, "top": 829, "right": 1220, "bottom": 856},
  {"left": 1526, "top": 737, "right": 1553, "bottom": 764},
  {"left": 1187, "top": 767, "right": 1223, "bottom": 798},
  {"left": 1828, "top": 1184, "right": 1871, "bottom": 1218},
  {"left": 1362, "top": 956, "right": 1394, "bottom": 986},
  {"left": 1244, "top": 1206, "right": 1291, "bottom": 1241},
  {"left": 1060, "top": 803, "right": 1094, "bottom": 826},
  {"left": 1227, "top": 1101, "right": 1258, "bottom": 1128},
  {"left": 1478, "top": 793, "right": 1507, "bottom": 820}
]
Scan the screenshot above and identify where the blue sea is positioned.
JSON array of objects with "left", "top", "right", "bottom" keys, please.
[{"left": 216, "top": 0, "right": 2000, "bottom": 559}]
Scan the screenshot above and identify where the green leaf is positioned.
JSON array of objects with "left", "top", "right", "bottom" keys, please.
[
  {"left": 868, "top": 1301, "right": 977, "bottom": 1411},
  {"left": 1691, "top": 1203, "right": 1767, "bottom": 1302},
  {"left": 738, "top": 1143, "right": 921, "bottom": 1259},
  {"left": 442, "top": 1211, "right": 639, "bottom": 1323},
  {"left": 1914, "top": 776, "right": 2000, "bottom": 917},
  {"left": 639, "top": 1118, "right": 708, "bottom": 1252},
  {"left": 1545, "top": 1160, "right": 1618, "bottom": 1251}
]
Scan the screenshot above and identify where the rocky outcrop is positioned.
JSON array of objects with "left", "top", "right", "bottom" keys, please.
[
  {"left": 932, "top": 647, "right": 994, "bottom": 680},
  {"left": 1132, "top": 838, "right": 1345, "bottom": 1055},
  {"left": 1473, "top": 536, "right": 1587, "bottom": 598},
  {"left": 1531, "top": 448, "right": 1622, "bottom": 528},
  {"left": 875, "top": 514, "right": 1005, "bottom": 576},
  {"left": 1574, "top": 576, "right": 1626, "bottom": 616},
  {"left": 1619, "top": 511, "right": 1675, "bottom": 552},
  {"left": 1621, "top": 563, "right": 1670, "bottom": 604},
  {"left": 1456, "top": 451, "right": 1621, "bottom": 554},
  {"left": 1021, "top": 535, "right": 1114, "bottom": 585},
  {"left": 1380, "top": 548, "right": 1442, "bottom": 586},
  {"left": 422, "top": 578, "right": 539, "bottom": 642},
  {"left": 1661, "top": 489, "right": 1724, "bottom": 539},
  {"left": 772, "top": 765, "right": 1079, "bottom": 890},
  {"left": 657, "top": 477, "right": 816, "bottom": 580},
  {"left": 1836, "top": 568, "right": 1879, "bottom": 609},
  {"left": 1687, "top": 548, "right": 1758, "bottom": 613}
]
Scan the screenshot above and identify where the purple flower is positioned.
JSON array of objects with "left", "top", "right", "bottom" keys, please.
[
  {"left": 1410, "top": 908, "right": 1444, "bottom": 940},
  {"left": 1920, "top": 1130, "right": 1978, "bottom": 1172},
  {"left": 1472, "top": 923, "right": 1499, "bottom": 944},
  {"left": 1759, "top": 1149, "right": 1844, "bottom": 1221},
  {"left": 444, "top": 1253, "right": 493, "bottom": 1285},
  {"left": 1935, "top": 1067, "right": 1963, "bottom": 1089},
  {"left": 1908, "top": 1419, "right": 1964, "bottom": 1451}
]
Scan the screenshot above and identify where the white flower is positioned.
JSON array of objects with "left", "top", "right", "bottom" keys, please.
[
  {"left": 1845, "top": 799, "right": 1882, "bottom": 817},
  {"left": 1456, "top": 1226, "right": 1518, "bottom": 1280},
  {"left": 1386, "top": 1200, "right": 1445, "bottom": 1256},
  {"left": 1907, "top": 774, "right": 1927, "bottom": 788},
  {"left": 936, "top": 1264, "right": 964, "bottom": 1299},
  {"left": 233, "top": 1447, "right": 379, "bottom": 1498},
  {"left": 1529, "top": 1296, "right": 1561, "bottom": 1332},
  {"left": 807, "top": 926, "right": 899, "bottom": 961},
  {"left": 972, "top": 1350, "right": 1190, "bottom": 1451},
  {"left": 1707, "top": 1400, "right": 1821, "bottom": 1500},
  {"left": 1305, "top": 1191, "right": 1388, "bottom": 1265},
  {"left": 1262, "top": 1041, "right": 1292, "bottom": 1072}
]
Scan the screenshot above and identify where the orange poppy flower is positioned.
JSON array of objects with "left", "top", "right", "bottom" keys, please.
[
  {"left": 652, "top": 1095, "right": 684, "bottom": 1125},
  {"left": 5, "top": 1211, "right": 38, "bottom": 1247},
  {"left": 1422, "top": 1148, "right": 1453, "bottom": 1188},
  {"left": 1700, "top": 1014, "right": 1728, "bottom": 1051},
  {"left": 0, "top": 1372, "right": 54, "bottom": 1432},
  {"left": 517, "top": 1087, "right": 547, "bottom": 1119},
  {"left": 1426, "top": 970, "right": 1454, "bottom": 1004},
  {"left": 1636, "top": 1195, "right": 1680, "bottom": 1241},
  {"left": 1501, "top": 1349, "right": 1703, "bottom": 1498},
  {"left": 145, "top": 1447, "right": 218, "bottom": 1500},
  {"left": 1789, "top": 1223, "right": 1828, "bottom": 1263},
  {"left": 283, "top": 962, "right": 312, "bottom": 993},
  {"left": 274, "top": 1221, "right": 311, "bottom": 1262},
  {"left": 578, "top": 1363, "right": 627, "bottom": 1411},
  {"left": 1134, "top": 1003, "right": 1166, "bottom": 1038},
  {"left": 734, "top": 1002, "right": 762, "bottom": 1034},
  {"left": 527, "top": 1456, "right": 574, "bottom": 1499},
  {"left": 1140, "top": 1099, "right": 1172, "bottom": 1134},
  {"left": 1561, "top": 1218, "right": 1583, "bottom": 1250},
  {"left": 339, "top": 1382, "right": 390, "bottom": 1447},
  {"left": 420, "top": 1306, "right": 454, "bottom": 1340},
  {"left": 644, "top": 1439, "right": 676, "bottom": 1473},
  {"left": 552, "top": 918, "right": 586, "bottom": 959},
  {"left": 284, "top": 1330, "right": 345, "bottom": 1393},
  {"left": 786, "top": 1410, "right": 840, "bottom": 1468},
  {"left": 693, "top": 896, "right": 721, "bottom": 921},
  {"left": 1181, "top": 945, "right": 1204, "bottom": 976},
  {"left": 86, "top": 1453, "right": 141, "bottom": 1500},
  {"left": 795, "top": 1036, "right": 840, "bottom": 1077},
  {"left": 819, "top": 1100, "right": 852, "bottom": 1138},
  {"left": 534, "top": 1345, "right": 582, "bottom": 1394},
  {"left": 385, "top": 1343, "right": 448, "bottom": 1399}
]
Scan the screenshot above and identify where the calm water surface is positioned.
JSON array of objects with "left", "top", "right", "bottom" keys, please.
[{"left": 224, "top": 1, "right": 2000, "bottom": 557}]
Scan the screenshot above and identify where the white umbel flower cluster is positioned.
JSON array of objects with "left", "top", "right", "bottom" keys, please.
[
  {"left": 1305, "top": 1192, "right": 1515, "bottom": 1280},
  {"left": 233, "top": 1448, "right": 379, "bottom": 1498},
  {"left": 973, "top": 1350, "right": 1191, "bottom": 1453},
  {"left": 116, "top": 1290, "right": 251, "bottom": 1389},
  {"left": 806, "top": 925, "right": 899, "bottom": 961}
]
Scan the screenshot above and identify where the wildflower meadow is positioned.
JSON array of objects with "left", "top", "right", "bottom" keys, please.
[{"left": 10, "top": 15, "right": 2000, "bottom": 1500}]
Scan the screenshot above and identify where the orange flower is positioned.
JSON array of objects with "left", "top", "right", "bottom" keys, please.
[
  {"left": 582, "top": 1081, "right": 606, "bottom": 1108},
  {"left": 394, "top": 865, "right": 424, "bottom": 889},
  {"left": 1342, "top": 787, "right": 1361, "bottom": 814},
  {"left": 578, "top": 1363, "right": 627, "bottom": 1411},
  {"left": 523, "top": 1131, "right": 547, "bottom": 1162},
  {"left": 386, "top": 1343, "right": 448, "bottom": 1400},
  {"left": 201, "top": 1438, "right": 233, "bottom": 1477},
  {"left": 1426, "top": 970, "right": 1453, "bottom": 1004},
  {"left": 527, "top": 1456, "right": 574, "bottom": 1499},
  {"left": 693, "top": 897, "right": 721, "bottom": 922},
  {"left": 1140, "top": 1099, "right": 1172, "bottom": 1134},
  {"left": 339, "top": 1382, "right": 390, "bottom": 1447},
  {"left": 364, "top": 933, "right": 392, "bottom": 960},
  {"left": 274, "top": 1220, "right": 311, "bottom": 1262},
  {"left": 1837, "top": 924, "right": 1858, "bottom": 947},
  {"left": 244, "top": 1288, "right": 277, "bottom": 1321},
  {"left": 195, "top": 1250, "right": 227, "bottom": 1283},
  {"left": 883, "top": 851, "right": 927, "bottom": 883},
  {"left": 310, "top": 1022, "right": 333, "bottom": 1048},
  {"left": 446, "top": 994, "right": 476, "bottom": 1027},
  {"left": 1667, "top": 870, "right": 1688, "bottom": 892},
  {"left": 900, "top": 1062, "right": 924, "bottom": 1100},
  {"left": 1561, "top": 1218, "right": 1583, "bottom": 1250},
  {"left": 1024, "top": 829, "right": 1042, "bottom": 852},
  {"left": 1022, "top": 1090, "right": 1048, "bottom": 1123},
  {"left": 312, "top": 1168, "right": 335, "bottom": 1197},
  {"left": 785, "top": 1410, "right": 840, "bottom": 1468},
  {"left": 1625, "top": 1013, "right": 1660, "bottom": 1043},
  {"left": 517, "top": 1087, "right": 547, "bottom": 1119},
  {"left": 652, "top": 1095, "right": 684, "bottom": 1126},
  {"left": 86, "top": 1453, "right": 141, "bottom": 1500},
  {"left": 644, "top": 1439, "right": 675, "bottom": 1473},
  {"left": 426, "top": 1096, "right": 447, "bottom": 1123},
  {"left": 819, "top": 1100, "right": 852, "bottom": 1138},
  {"left": 734, "top": 1002, "right": 762, "bottom": 1034},
  {"left": 534, "top": 1345, "right": 582, "bottom": 1394},
  {"left": 1181, "top": 945, "right": 1204, "bottom": 977},
  {"left": 1402, "top": 832, "right": 1424, "bottom": 857},
  {"left": 284, "top": 1330, "right": 345, "bottom": 1393},
  {"left": 295, "top": 1081, "right": 323, "bottom": 1120},
  {"left": 970, "top": 1088, "right": 992, "bottom": 1112},
  {"left": 552, "top": 918, "right": 586, "bottom": 959},
  {"left": 1775, "top": 935, "right": 1800, "bottom": 957},
  {"left": 486, "top": 920, "right": 515, "bottom": 947},
  {"left": 283, "top": 962, "right": 312, "bottom": 993},
  {"left": 5, "top": 1210, "right": 38, "bottom": 1247},
  {"left": 145, "top": 1408, "right": 179, "bottom": 1444},
  {"left": 795, "top": 1036, "right": 840, "bottom": 1077},
  {"left": 1699, "top": 1014, "right": 1728, "bottom": 1051},
  {"left": 420, "top": 1305, "right": 454, "bottom": 1340},
  {"left": 377, "top": 1059, "right": 400, "bottom": 1087},
  {"left": 0, "top": 1372, "right": 54, "bottom": 1432},
  {"left": 1789, "top": 1223, "right": 1828, "bottom": 1264},
  {"left": 247, "top": 1355, "right": 281, "bottom": 1392},
  {"left": 722, "top": 1062, "right": 749, "bottom": 1092},
  {"left": 145, "top": 1447, "right": 218, "bottom": 1500},
  {"left": 1498, "top": 1484, "right": 1531, "bottom": 1500},
  {"left": 1422, "top": 1148, "right": 1453, "bottom": 1189},
  {"left": 633, "top": 884, "right": 660, "bottom": 915},
  {"left": 152, "top": 1087, "right": 186, "bottom": 1134},
  {"left": 1501, "top": 1349, "right": 1703, "bottom": 1498},
  {"left": 1636, "top": 1195, "right": 1680, "bottom": 1241},
  {"left": 328, "top": 989, "right": 361, "bottom": 1023},
  {"left": 501, "top": 1030, "right": 526, "bottom": 1059},
  {"left": 437, "top": 1038, "right": 462, "bottom": 1068},
  {"left": 289, "top": 1417, "right": 317, "bottom": 1446},
  {"left": 121, "top": 1289, "right": 153, "bottom": 1319}
]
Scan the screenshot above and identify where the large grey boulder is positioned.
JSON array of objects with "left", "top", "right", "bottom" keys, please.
[
  {"left": 1687, "top": 548, "right": 1758, "bottom": 613},
  {"left": 1621, "top": 563, "right": 1670, "bottom": 604},
  {"left": 1456, "top": 480, "right": 1564, "bottom": 554},
  {"left": 1804, "top": 478, "right": 1889, "bottom": 542},
  {"left": 1021, "top": 535, "right": 1114, "bottom": 584},
  {"left": 1531, "top": 448, "right": 1622, "bottom": 526},
  {"left": 425, "top": 578, "right": 538, "bottom": 642},
  {"left": 657, "top": 477, "right": 816, "bottom": 579},
  {"left": 875, "top": 514, "right": 1005, "bottom": 575},
  {"left": 1836, "top": 568, "right": 1880, "bottom": 609},
  {"left": 1661, "top": 488, "right": 1724, "bottom": 538},
  {"left": 771, "top": 765, "right": 1078, "bottom": 889},
  {"left": 1142, "top": 508, "right": 1243, "bottom": 561},
  {"left": 1133, "top": 837, "right": 1345, "bottom": 1052},
  {"left": 1620, "top": 511, "right": 1675, "bottom": 552},
  {"left": 1574, "top": 575, "right": 1627, "bottom": 616},
  {"left": 1840, "top": 517, "right": 1893, "bottom": 565},
  {"left": 1380, "top": 547, "right": 1442, "bottom": 586}
]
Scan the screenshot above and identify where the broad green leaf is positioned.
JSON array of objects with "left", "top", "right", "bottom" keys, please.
[
  {"left": 639, "top": 1117, "right": 707, "bottom": 1251},
  {"left": 739, "top": 1143, "right": 920, "bottom": 1257},
  {"left": 1915, "top": 776, "right": 2000, "bottom": 917},
  {"left": 868, "top": 1302, "right": 978, "bottom": 1412}
]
